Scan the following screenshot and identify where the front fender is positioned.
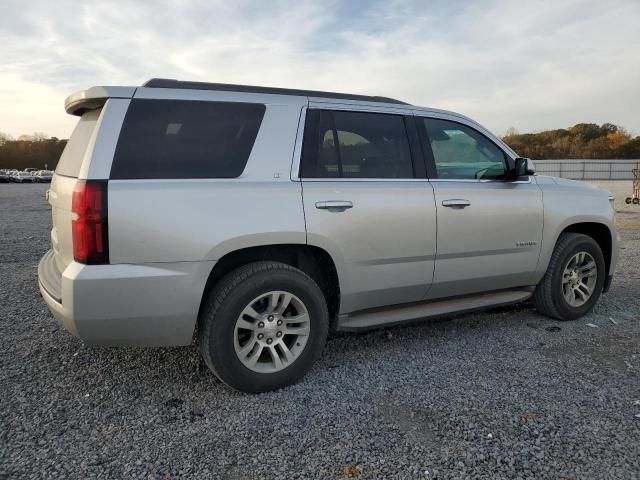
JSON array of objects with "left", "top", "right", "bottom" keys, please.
[{"left": 535, "top": 177, "right": 618, "bottom": 280}]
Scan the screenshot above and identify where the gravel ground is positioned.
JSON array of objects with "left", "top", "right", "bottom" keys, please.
[{"left": 1, "top": 181, "right": 639, "bottom": 480}]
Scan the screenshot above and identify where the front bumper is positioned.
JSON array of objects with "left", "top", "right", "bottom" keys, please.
[{"left": 38, "top": 250, "right": 214, "bottom": 346}]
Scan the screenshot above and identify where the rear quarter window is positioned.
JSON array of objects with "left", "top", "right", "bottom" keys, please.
[
  {"left": 56, "top": 108, "right": 102, "bottom": 178},
  {"left": 110, "top": 99, "right": 265, "bottom": 179}
]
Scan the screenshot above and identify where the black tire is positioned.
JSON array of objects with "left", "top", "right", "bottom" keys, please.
[
  {"left": 198, "top": 261, "right": 329, "bottom": 393},
  {"left": 533, "top": 233, "right": 605, "bottom": 321}
]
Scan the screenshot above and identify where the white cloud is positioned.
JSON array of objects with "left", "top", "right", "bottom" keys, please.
[{"left": 1, "top": 0, "right": 639, "bottom": 138}]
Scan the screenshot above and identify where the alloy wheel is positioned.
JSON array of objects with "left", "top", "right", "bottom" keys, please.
[
  {"left": 233, "top": 291, "right": 311, "bottom": 373},
  {"left": 561, "top": 251, "right": 597, "bottom": 307}
]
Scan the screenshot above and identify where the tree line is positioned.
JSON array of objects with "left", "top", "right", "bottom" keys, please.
[
  {"left": 503, "top": 123, "right": 640, "bottom": 159},
  {"left": 0, "top": 133, "right": 67, "bottom": 170},
  {"left": 1, "top": 122, "right": 639, "bottom": 170}
]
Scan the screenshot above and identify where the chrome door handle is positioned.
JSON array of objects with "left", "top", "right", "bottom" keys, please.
[
  {"left": 315, "top": 200, "right": 353, "bottom": 211},
  {"left": 442, "top": 199, "right": 471, "bottom": 208}
]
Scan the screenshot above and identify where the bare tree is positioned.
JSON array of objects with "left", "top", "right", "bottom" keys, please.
[
  {"left": 0, "top": 132, "right": 14, "bottom": 146},
  {"left": 504, "top": 126, "right": 519, "bottom": 137}
]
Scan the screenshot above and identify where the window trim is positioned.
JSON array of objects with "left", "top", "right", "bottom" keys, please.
[
  {"left": 298, "top": 108, "right": 422, "bottom": 181},
  {"left": 328, "top": 111, "right": 344, "bottom": 178},
  {"left": 416, "top": 116, "right": 515, "bottom": 182}
]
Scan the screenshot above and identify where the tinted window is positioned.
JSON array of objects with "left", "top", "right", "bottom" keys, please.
[
  {"left": 111, "top": 100, "right": 265, "bottom": 179},
  {"left": 56, "top": 108, "right": 102, "bottom": 177},
  {"left": 423, "top": 118, "right": 506, "bottom": 180},
  {"left": 301, "top": 110, "right": 414, "bottom": 179}
]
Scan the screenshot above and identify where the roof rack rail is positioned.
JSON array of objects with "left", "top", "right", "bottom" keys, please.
[{"left": 142, "top": 78, "right": 409, "bottom": 105}]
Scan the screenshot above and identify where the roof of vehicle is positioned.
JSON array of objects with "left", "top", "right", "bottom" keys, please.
[
  {"left": 65, "top": 79, "right": 410, "bottom": 115},
  {"left": 142, "top": 78, "right": 410, "bottom": 105}
]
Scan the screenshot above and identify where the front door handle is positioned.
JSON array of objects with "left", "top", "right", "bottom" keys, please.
[
  {"left": 315, "top": 200, "right": 353, "bottom": 211},
  {"left": 442, "top": 199, "right": 471, "bottom": 208}
]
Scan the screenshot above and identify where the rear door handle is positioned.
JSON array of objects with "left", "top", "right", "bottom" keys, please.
[
  {"left": 442, "top": 199, "right": 471, "bottom": 208},
  {"left": 315, "top": 200, "right": 353, "bottom": 211}
]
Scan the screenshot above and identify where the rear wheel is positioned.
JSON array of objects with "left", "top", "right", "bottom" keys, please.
[
  {"left": 534, "top": 233, "right": 605, "bottom": 320},
  {"left": 198, "top": 261, "right": 328, "bottom": 393}
]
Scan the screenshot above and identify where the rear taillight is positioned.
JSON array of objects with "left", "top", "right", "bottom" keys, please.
[{"left": 72, "top": 180, "right": 109, "bottom": 264}]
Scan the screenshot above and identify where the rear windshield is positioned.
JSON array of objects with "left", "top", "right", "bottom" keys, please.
[
  {"left": 56, "top": 108, "right": 102, "bottom": 177},
  {"left": 110, "top": 99, "right": 265, "bottom": 179}
]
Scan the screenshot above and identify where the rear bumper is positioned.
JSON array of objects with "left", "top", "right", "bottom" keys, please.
[{"left": 38, "top": 250, "right": 214, "bottom": 346}]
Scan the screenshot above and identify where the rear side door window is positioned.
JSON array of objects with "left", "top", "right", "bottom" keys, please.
[
  {"left": 301, "top": 110, "right": 415, "bottom": 179},
  {"left": 111, "top": 99, "right": 265, "bottom": 179},
  {"left": 422, "top": 118, "right": 507, "bottom": 180}
]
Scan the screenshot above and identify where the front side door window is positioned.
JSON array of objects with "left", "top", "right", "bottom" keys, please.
[{"left": 423, "top": 118, "right": 507, "bottom": 180}]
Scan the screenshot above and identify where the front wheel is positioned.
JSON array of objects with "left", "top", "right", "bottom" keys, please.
[
  {"left": 198, "top": 261, "right": 329, "bottom": 393},
  {"left": 534, "top": 233, "right": 606, "bottom": 320}
]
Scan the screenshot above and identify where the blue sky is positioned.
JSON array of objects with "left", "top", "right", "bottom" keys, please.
[{"left": 1, "top": 0, "right": 639, "bottom": 138}]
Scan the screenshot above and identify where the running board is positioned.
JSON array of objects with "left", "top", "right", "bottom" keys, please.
[{"left": 337, "top": 289, "right": 533, "bottom": 331}]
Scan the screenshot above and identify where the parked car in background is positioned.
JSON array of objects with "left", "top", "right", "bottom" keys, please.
[
  {"left": 0, "top": 169, "right": 11, "bottom": 182},
  {"left": 23, "top": 168, "right": 38, "bottom": 173},
  {"left": 11, "top": 171, "right": 35, "bottom": 183},
  {"left": 34, "top": 170, "right": 54, "bottom": 182},
  {"left": 39, "top": 79, "right": 619, "bottom": 393},
  {"left": 3, "top": 169, "right": 19, "bottom": 178}
]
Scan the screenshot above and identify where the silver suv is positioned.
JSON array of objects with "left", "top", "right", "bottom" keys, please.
[{"left": 39, "top": 79, "right": 619, "bottom": 392}]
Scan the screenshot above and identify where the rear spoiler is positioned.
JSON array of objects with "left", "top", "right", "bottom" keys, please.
[{"left": 64, "top": 86, "right": 136, "bottom": 116}]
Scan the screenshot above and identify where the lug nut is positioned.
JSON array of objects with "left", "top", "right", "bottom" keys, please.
[
  {"left": 276, "top": 331, "right": 283, "bottom": 338},
  {"left": 277, "top": 320, "right": 283, "bottom": 326},
  {"left": 257, "top": 333, "right": 264, "bottom": 340},
  {"left": 266, "top": 338, "right": 273, "bottom": 345},
  {"left": 268, "top": 315, "right": 274, "bottom": 321},
  {"left": 258, "top": 322, "right": 265, "bottom": 328}
]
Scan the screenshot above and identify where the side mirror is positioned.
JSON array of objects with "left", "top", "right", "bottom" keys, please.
[
  {"left": 523, "top": 158, "right": 535, "bottom": 175},
  {"left": 510, "top": 157, "right": 535, "bottom": 179}
]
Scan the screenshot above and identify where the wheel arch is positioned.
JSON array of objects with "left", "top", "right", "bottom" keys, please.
[
  {"left": 198, "top": 244, "right": 341, "bottom": 328},
  {"left": 557, "top": 222, "right": 613, "bottom": 276}
]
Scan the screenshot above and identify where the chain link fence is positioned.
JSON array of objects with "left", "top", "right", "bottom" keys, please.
[{"left": 534, "top": 159, "right": 639, "bottom": 180}]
